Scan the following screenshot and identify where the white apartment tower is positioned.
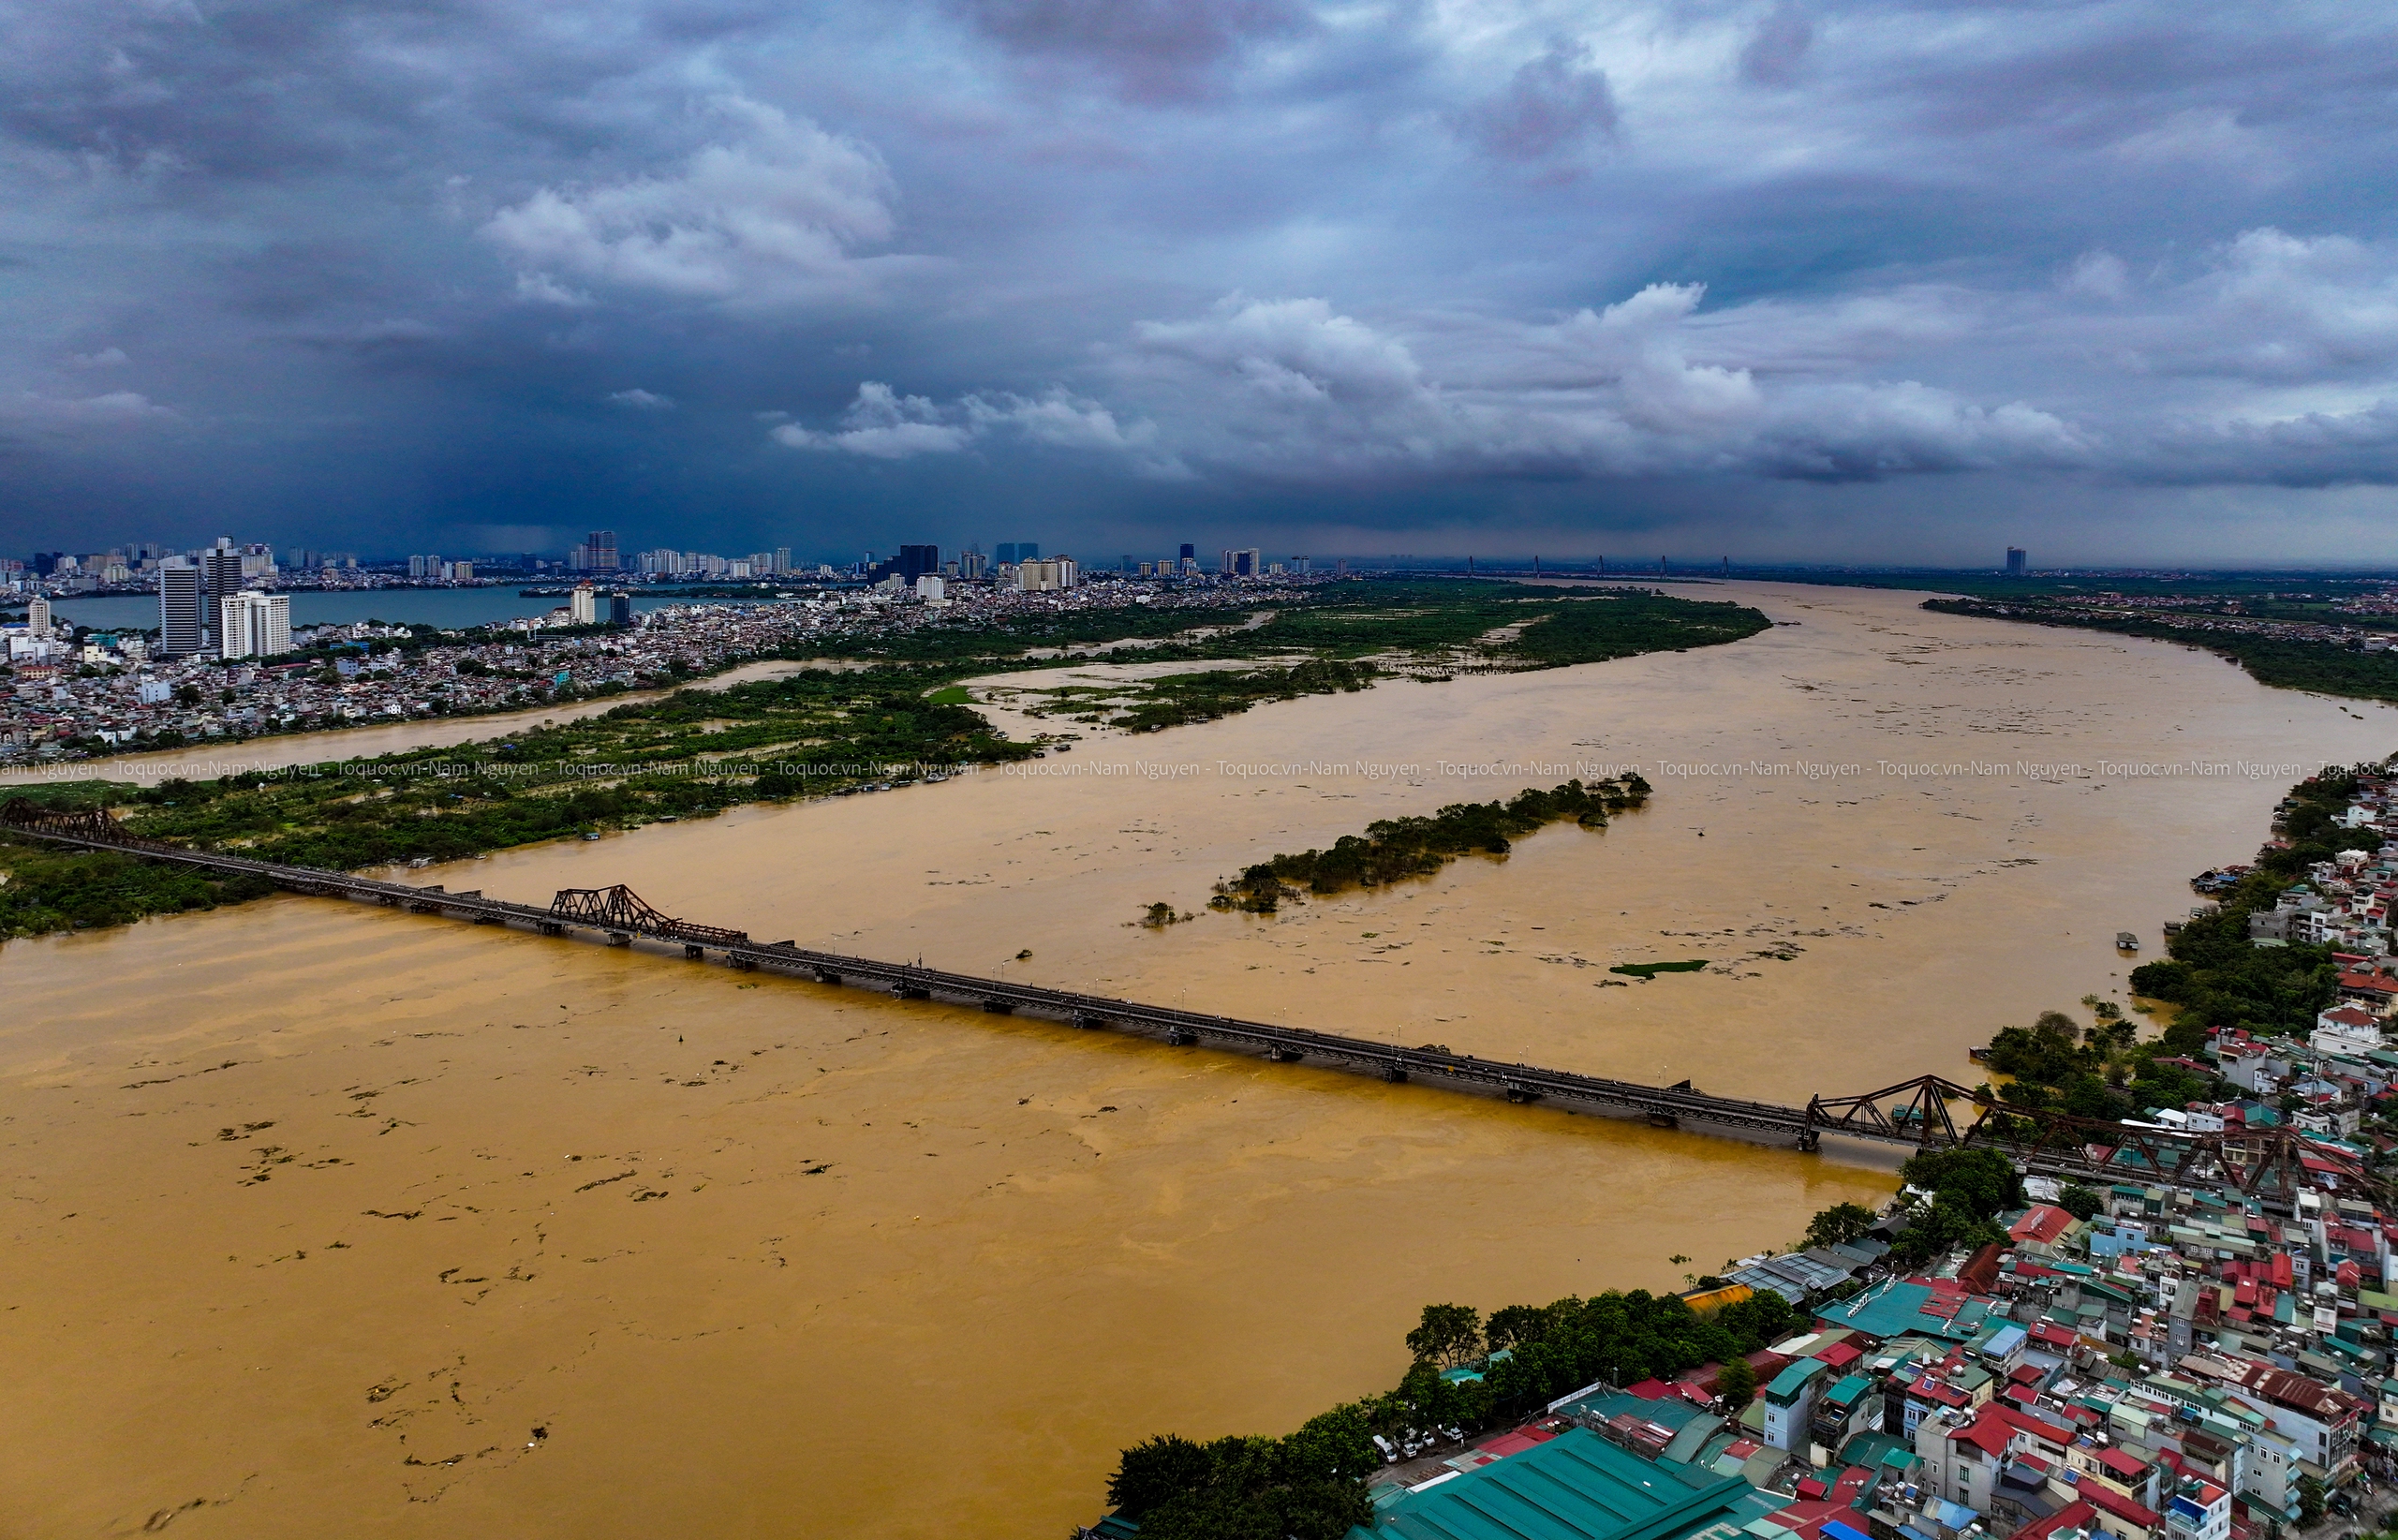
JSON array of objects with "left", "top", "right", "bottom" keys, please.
[{"left": 218, "top": 591, "right": 292, "bottom": 659}]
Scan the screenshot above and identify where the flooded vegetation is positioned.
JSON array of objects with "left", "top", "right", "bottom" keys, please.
[{"left": 1209, "top": 777, "right": 1649, "bottom": 911}]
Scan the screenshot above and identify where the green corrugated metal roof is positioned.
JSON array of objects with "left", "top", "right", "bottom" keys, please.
[
  {"left": 1766, "top": 1358, "right": 1829, "bottom": 1400},
  {"left": 1815, "top": 1282, "right": 1976, "bottom": 1343},
  {"left": 1348, "top": 1429, "right": 1767, "bottom": 1540}
]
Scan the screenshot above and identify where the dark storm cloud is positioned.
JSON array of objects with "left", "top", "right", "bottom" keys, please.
[
  {"left": 1455, "top": 37, "right": 1619, "bottom": 161},
  {"left": 955, "top": 0, "right": 1315, "bottom": 102},
  {"left": 6, "top": 0, "right": 2398, "bottom": 564},
  {"left": 1739, "top": 2, "right": 1812, "bottom": 88}
]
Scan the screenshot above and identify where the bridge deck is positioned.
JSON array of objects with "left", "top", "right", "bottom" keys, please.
[{"left": 3, "top": 812, "right": 2281, "bottom": 1192}]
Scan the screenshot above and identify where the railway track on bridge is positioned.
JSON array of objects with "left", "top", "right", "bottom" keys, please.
[{"left": 5, "top": 800, "right": 2373, "bottom": 1206}]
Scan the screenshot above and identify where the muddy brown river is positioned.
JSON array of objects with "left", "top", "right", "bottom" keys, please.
[{"left": 3, "top": 584, "right": 2390, "bottom": 1537}]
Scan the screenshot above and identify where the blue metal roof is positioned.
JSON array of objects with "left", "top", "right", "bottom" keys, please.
[{"left": 1814, "top": 1282, "right": 1976, "bottom": 1343}]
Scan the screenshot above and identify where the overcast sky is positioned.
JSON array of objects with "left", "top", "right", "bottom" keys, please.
[{"left": 7, "top": 0, "right": 2398, "bottom": 566}]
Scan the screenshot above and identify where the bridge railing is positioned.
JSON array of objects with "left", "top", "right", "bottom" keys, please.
[{"left": 5, "top": 800, "right": 2379, "bottom": 1202}]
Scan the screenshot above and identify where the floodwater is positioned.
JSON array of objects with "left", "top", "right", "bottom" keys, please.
[{"left": 3, "top": 584, "right": 2391, "bottom": 1538}]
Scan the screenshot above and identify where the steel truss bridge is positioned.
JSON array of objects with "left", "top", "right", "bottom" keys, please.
[{"left": 6, "top": 800, "right": 2373, "bottom": 1207}]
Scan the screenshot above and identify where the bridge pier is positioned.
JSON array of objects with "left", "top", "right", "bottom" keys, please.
[
  {"left": 893, "top": 983, "right": 929, "bottom": 1000},
  {"left": 34, "top": 808, "right": 2332, "bottom": 1192},
  {"left": 1268, "top": 1045, "right": 1304, "bottom": 1062},
  {"left": 731, "top": 955, "right": 756, "bottom": 971}
]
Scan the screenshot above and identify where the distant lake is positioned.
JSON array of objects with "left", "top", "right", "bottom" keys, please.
[{"left": 46, "top": 587, "right": 788, "bottom": 634}]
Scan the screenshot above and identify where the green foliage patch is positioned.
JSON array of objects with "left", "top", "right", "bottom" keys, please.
[
  {"left": 1211, "top": 778, "right": 1651, "bottom": 911},
  {"left": 1103, "top": 1285, "right": 1804, "bottom": 1535},
  {"left": 1113, "top": 659, "right": 1380, "bottom": 734},
  {"left": 0, "top": 837, "right": 277, "bottom": 938},
  {"left": 2128, "top": 766, "right": 2367, "bottom": 1046},
  {"left": 1887, "top": 1148, "right": 2021, "bottom": 1268},
  {"left": 1507, "top": 590, "right": 1772, "bottom": 664}
]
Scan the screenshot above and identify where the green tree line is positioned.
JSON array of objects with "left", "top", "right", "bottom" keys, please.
[
  {"left": 1102, "top": 1282, "right": 1803, "bottom": 1537},
  {"left": 1212, "top": 778, "right": 1651, "bottom": 911},
  {"left": 2129, "top": 766, "right": 2372, "bottom": 1042}
]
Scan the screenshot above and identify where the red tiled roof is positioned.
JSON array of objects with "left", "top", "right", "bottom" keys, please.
[
  {"left": 1758, "top": 1500, "right": 1875, "bottom": 1540},
  {"left": 1994, "top": 1402, "right": 2076, "bottom": 1446},
  {"left": 2010, "top": 1206, "right": 2079, "bottom": 1245},
  {"left": 2015, "top": 1501, "right": 2098, "bottom": 1540},
  {"left": 1910, "top": 1375, "right": 1972, "bottom": 1409},
  {"left": 1948, "top": 1407, "right": 2015, "bottom": 1459},
  {"left": 2076, "top": 1477, "right": 2163, "bottom": 1526},
  {"left": 2097, "top": 1447, "right": 2151, "bottom": 1479},
  {"left": 2238, "top": 1362, "right": 2362, "bottom": 1418}
]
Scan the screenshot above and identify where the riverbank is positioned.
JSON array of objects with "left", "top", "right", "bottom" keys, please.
[
  {"left": 1923, "top": 595, "right": 2398, "bottom": 703},
  {"left": 0, "top": 659, "right": 819, "bottom": 786}
]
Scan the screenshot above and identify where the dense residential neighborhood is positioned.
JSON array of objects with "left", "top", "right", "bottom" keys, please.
[
  {"left": 1194, "top": 1156, "right": 2398, "bottom": 1540},
  {"left": 0, "top": 563, "right": 1315, "bottom": 763}
]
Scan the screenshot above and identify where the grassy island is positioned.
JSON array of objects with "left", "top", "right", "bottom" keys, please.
[{"left": 1209, "top": 777, "right": 1650, "bottom": 912}]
